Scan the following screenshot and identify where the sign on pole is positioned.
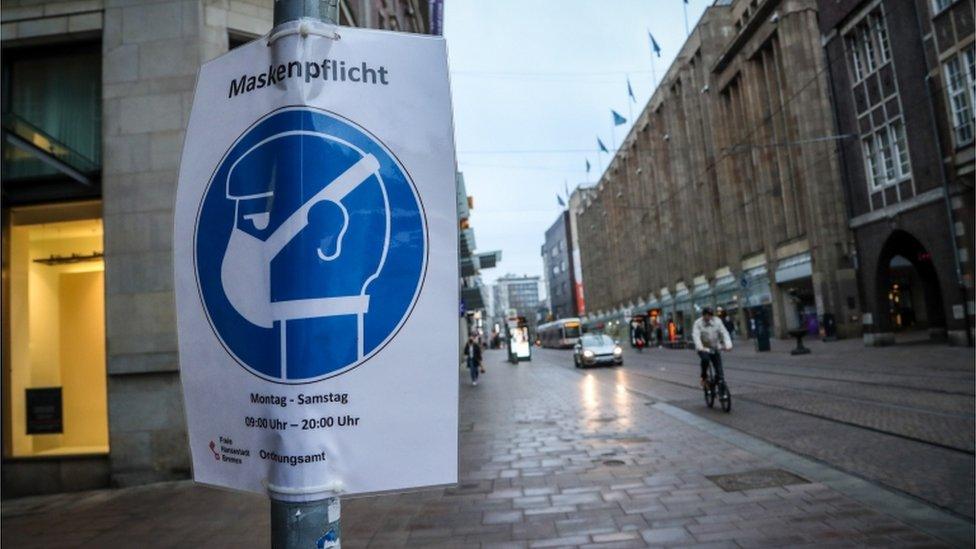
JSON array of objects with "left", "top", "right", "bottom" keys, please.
[{"left": 174, "top": 23, "right": 458, "bottom": 496}]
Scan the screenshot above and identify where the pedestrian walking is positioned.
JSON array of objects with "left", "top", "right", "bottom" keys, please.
[
  {"left": 718, "top": 307, "right": 736, "bottom": 341},
  {"left": 634, "top": 323, "right": 646, "bottom": 352},
  {"left": 464, "top": 334, "right": 483, "bottom": 386}
]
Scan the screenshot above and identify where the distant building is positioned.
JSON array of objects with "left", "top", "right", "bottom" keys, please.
[
  {"left": 567, "top": 185, "right": 596, "bottom": 316},
  {"left": 493, "top": 274, "right": 542, "bottom": 334},
  {"left": 818, "top": 0, "right": 974, "bottom": 345},
  {"left": 541, "top": 211, "right": 578, "bottom": 320}
]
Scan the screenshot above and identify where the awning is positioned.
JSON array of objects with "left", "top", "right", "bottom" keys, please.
[
  {"left": 713, "top": 274, "right": 736, "bottom": 291},
  {"left": 461, "top": 285, "right": 485, "bottom": 310},
  {"left": 775, "top": 253, "right": 812, "bottom": 284},
  {"left": 674, "top": 289, "right": 691, "bottom": 305},
  {"left": 477, "top": 250, "right": 501, "bottom": 269}
]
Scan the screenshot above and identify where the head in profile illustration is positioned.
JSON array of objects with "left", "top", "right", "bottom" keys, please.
[{"left": 195, "top": 108, "right": 426, "bottom": 382}]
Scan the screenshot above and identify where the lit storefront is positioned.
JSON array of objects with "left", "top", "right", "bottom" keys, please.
[
  {"left": 2, "top": 38, "right": 107, "bottom": 492},
  {"left": 4, "top": 207, "right": 108, "bottom": 459}
]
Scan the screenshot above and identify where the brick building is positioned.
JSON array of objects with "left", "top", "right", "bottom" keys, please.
[
  {"left": 819, "top": 0, "right": 974, "bottom": 346},
  {"left": 1, "top": 0, "right": 433, "bottom": 496},
  {"left": 577, "top": 0, "right": 859, "bottom": 341}
]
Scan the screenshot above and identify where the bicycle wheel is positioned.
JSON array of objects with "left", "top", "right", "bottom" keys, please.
[
  {"left": 703, "top": 367, "right": 716, "bottom": 408},
  {"left": 719, "top": 382, "right": 732, "bottom": 413}
]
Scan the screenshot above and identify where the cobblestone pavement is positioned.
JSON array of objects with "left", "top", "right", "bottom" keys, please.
[
  {"left": 559, "top": 337, "right": 975, "bottom": 520},
  {"left": 2, "top": 343, "right": 972, "bottom": 548}
]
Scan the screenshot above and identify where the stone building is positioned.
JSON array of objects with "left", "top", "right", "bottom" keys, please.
[
  {"left": 577, "top": 0, "right": 859, "bottom": 341},
  {"left": 819, "top": 0, "right": 974, "bottom": 345},
  {"left": 540, "top": 210, "right": 578, "bottom": 321},
  {"left": 1, "top": 0, "right": 433, "bottom": 496}
]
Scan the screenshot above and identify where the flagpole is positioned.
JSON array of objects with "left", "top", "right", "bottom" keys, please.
[
  {"left": 683, "top": 1, "right": 689, "bottom": 36},
  {"left": 627, "top": 76, "right": 634, "bottom": 122}
]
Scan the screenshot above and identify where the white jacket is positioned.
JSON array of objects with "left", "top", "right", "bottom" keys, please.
[{"left": 692, "top": 316, "right": 732, "bottom": 352}]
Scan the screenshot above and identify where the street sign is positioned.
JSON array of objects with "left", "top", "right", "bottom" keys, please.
[{"left": 174, "top": 24, "right": 458, "bottom": 497}]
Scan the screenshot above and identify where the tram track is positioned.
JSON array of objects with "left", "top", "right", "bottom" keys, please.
[
  {"left": 544, "top": 354, "right": 976, "bottom": 456},
  {"left": 618, "top": 367, "right": 976, "bottom": 456},
  {"left": 643, "top": 364, "right": 975, "bottom": 419},
  {"left": 640, "top": 349, "right": 974, "bottom": 396}
]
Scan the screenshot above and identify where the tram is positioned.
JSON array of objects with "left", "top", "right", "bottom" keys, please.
[{"left": 537, "top": 317, "right": 582, "bottom": 349}]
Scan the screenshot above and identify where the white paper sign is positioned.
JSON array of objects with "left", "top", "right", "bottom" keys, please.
[{"left": 174, "top": 21, "right": 458, "bottom": 497}]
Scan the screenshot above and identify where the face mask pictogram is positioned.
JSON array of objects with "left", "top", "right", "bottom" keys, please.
[{"left": 195, "top": 108, "right": 426, "bottom": 383}]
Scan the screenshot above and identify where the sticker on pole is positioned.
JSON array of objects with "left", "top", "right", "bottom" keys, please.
[{"left": 174, "top": 20, "right": 459, "bottom": 497}]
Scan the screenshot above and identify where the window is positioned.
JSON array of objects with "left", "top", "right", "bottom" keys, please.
[
  {"left": 3, "top": 203, "right": 108, "bottom": 458},
  {"left": 932, "top": 0, "right": 953, "bottom": 13},
  {"left": 2, "top": 45, "right": 101, "bottom": 181},
  {"left": 847, "top": 35, "right": 865, "bottom": 81},
  {"left": 876, "top": 128, "right": 894, "bottom": 180},
  {"left": 943, "top": 46, "right": 975, "bottom": 146},
  {"left": 871, "top": 13, "right": 891, "bottom": 62},
  {"left": 862, "top": 117, "right": 911, "bottom": 189},
  {"left": 890, "top": 119, "right": 910, "bottom": 176},
  {"left": 863, "top": 138, "right": 882, "bottom": 188},
  {"left": 861, "top": 26, "right": 877, "bottom": 73},
  {"left": 845, "top": 11, "right": 891, "bottom": 83}
]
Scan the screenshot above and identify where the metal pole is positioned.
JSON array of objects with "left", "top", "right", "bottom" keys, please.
[
  {"left": 274, "top": 0, "right": 339, "bottom": 27},
  {"left": 270, "top": 495, "right": 341, "bottom": 548},
  {"left": 267, "top": 2, "right": 342, "bottom": 546}
]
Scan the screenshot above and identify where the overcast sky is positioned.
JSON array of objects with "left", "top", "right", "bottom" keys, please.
[{"left": 444, "top": 0, "right": 709, "bottom": 293}]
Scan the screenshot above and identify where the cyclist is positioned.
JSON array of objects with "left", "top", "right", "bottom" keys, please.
[{"left": 692, "top": 307, "right": 732, "bottom": 389}]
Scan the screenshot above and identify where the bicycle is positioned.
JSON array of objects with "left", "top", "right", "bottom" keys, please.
[{"left": 702, "top": 351, "right": 732, "bottom": 413}]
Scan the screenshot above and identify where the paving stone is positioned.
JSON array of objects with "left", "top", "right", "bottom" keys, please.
[
  {"left": 640, "top": 526, "right": 695, "bottom": 544},
  {"left": 1, "top": 348, "right": 963, "bottom": 548}
]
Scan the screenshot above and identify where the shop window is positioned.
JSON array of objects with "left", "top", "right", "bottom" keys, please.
[
  {"left": 2, "top": 44, "right": 101, "bottom": 182},
  {"left": 3, "top": 204, "right": 108, "bottom": 457}
]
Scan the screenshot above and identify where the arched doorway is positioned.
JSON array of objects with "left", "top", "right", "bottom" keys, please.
[{"left": 875, "top": 230, "right": 946, "bottom": 339}]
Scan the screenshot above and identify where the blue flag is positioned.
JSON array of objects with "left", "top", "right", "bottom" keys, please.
[
  {"left": 648, "top": 31, "right": 662, "bottom": 57},
  {"left": 586, "top": 159, "right": 591, "bottom": 173},
  {"left": 612, "top": 110, "right": 627, "bottom": 126},
  {"left": 557, "top": 195, "right": 566, "bottom": 207},
  {"left": 597, "top": 138, "right": 609, "bottom": 153},
  {"left": 627, "top": 78, "right": 636, "bottom": 103}
]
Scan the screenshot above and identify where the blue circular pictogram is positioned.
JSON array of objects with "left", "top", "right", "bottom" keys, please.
[{"left": 195, "top": 107, "right": 427, "bottom": 383}]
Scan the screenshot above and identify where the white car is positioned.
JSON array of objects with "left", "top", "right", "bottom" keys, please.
[{"left": 573, "top": 334, "right": 623, "bottom": 368}]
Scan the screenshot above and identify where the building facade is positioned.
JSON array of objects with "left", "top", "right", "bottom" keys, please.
[
  {"left": 577, "top": 0, "right": 859, "bottom": 341},
  {"left": 492, "top": 274, "right": 541, "bottom": 335},
  {"left": 458, "top": 171, "right": 501, "bottom": 342},
  {"left": 819, "top": 0, "right": 974, "bottom": 345},
  {"left": 1, "top": 0, "right": 432, "bottom": 497},
  {"left": 567, "top": 185, "right": 595, "bottom": 317},
  {"left": 540, "top": 210, "right": 578, "bottom": 321}
]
